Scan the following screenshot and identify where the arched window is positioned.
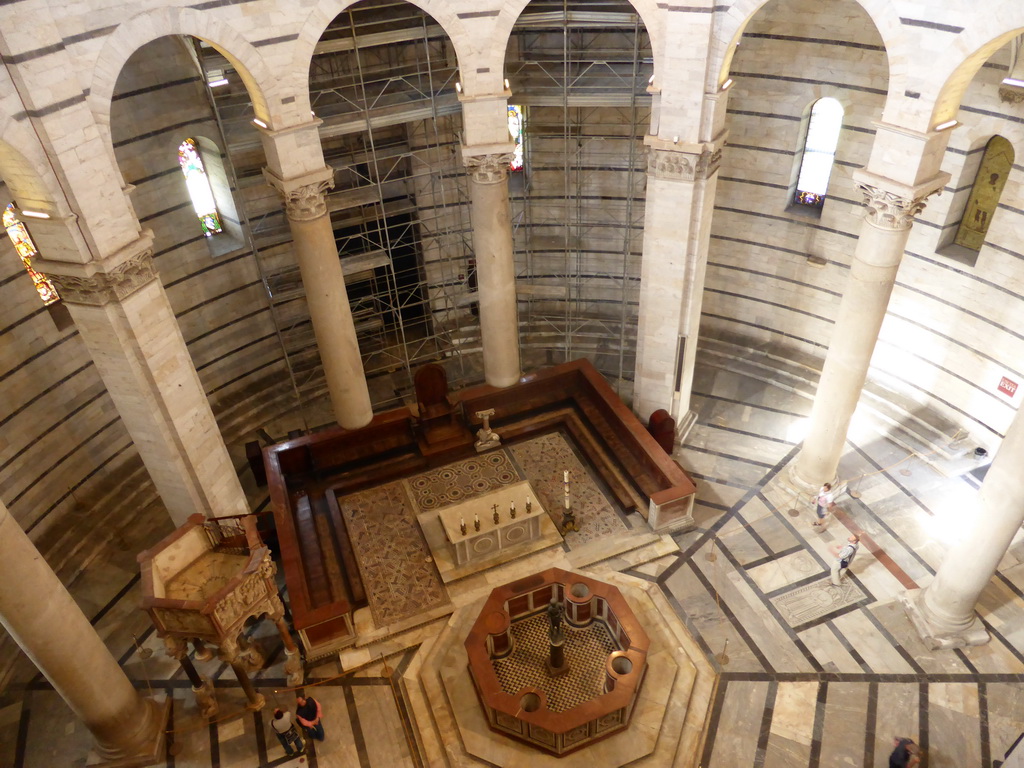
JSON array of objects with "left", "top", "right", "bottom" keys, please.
[
  {"left": 953, "top": 135, "right": 1013, "bottom": 252},
  {"left": 508, "top": 104, "right": 525, "bottom": 172},
  {"left": 177, "top": 138, "right": 223, "bottom": 237},
  {"left": 3, "top": 203, "right": 59, "bottom": 305},
  {"left": 793, "top": 98, "right": 844, "bottom": 210}
]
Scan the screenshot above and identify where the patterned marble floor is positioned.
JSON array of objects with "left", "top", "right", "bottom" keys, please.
[{"left": 3, "top": 358, "right": 1024, "bottom": 767}]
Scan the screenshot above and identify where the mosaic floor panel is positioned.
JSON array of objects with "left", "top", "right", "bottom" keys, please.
[
  {"left": 405, "top": 451, "right": 521, "bottom": 511},
  {"left": 491, "top": 613, "right": 618, "bottom": 713},
  {"left": 336, "top": 480, "right": 449, "bottom": 627},
  {"left": 511, "top": 432, "right": 628, "bottom": 546}
]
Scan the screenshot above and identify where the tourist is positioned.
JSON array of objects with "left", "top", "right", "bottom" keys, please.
[
  {"left": 270, "top": 708, "right": 304, "bottom": 757},
  {"left": 296, "top": 694, "right": 325, "bottom": 742}
]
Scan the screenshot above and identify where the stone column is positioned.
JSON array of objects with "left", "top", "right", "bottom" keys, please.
[
  {"left": 43, "top": 235, "right": 249, "bottom": 525},
  {"left": 264, "top": 166, "right": 372, "bottom": 428},
  {"left": 792, "top": 175, "right": 942, "bottom": 489},
  {"left": 634, "top": 137, "right": 723, "bottom": 429},
  {"left": 463, "top": 150, "right": 521, "bottom": 387},
  {"left": 0, "top": 499, "right": 168, "bottom": 764},
  {"left": 901, "top": 408, "right": 1024, "bottom": 648}
]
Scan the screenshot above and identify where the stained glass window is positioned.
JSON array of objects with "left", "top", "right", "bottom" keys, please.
[
  {"left": 793, "top": 98, "right": 844, "bottom": 209},
  {"left": 3, "top": 203, "right": 59, "bottom": 305},
  {"left": 508, "top": 105, "right": 525, "bottom": 172},
  {"left": 177, "top": 138, "right": 223, "bottom": 236}
]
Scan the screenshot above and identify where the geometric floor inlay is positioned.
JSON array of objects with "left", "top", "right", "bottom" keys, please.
[
  {"left": 490, "top": 613, "right": 618, "bottom": 713},
  {"left": 406, "top": 451, "right": 521, "bottom": 511},
  {"left": 511, "top": 432, "right": 628, "bottom": 546},
  {"left": 769, "top": 579, "right": 866, "bottom": 627}
]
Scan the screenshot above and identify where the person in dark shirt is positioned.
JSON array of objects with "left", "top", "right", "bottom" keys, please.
[
  {"left": 889, "top": 736, "right": 921, "bottom": 768},
  {"left": 296, "top": 695, "right": 325, "bottom": 742}
]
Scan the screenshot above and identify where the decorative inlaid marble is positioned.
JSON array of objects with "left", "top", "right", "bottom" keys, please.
[
  {"left": 406, "top": 451, "right": 521, "bottom": 511},
  {"left": 511, "top": 433, "right": 628, "bottom": 546},
  {"left": 337, "top": 481, "right": 450, "bottom": 627},
  {"left": 770, "top": 579, "right": 866, "bottom": 627}
]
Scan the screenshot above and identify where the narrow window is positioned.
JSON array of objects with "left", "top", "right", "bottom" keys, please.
[
  {"left": 508, "top": 105, "right": 525, "bottom": 172},
  {"left": 178, "top": 138, "right": 224, "bottom": 237},
  {"left": 793, "top": 98, "right": 844, "bottom": 210},
  {"left": 953, "top": 135, "right": 1013, "bottom": 251},
  {"left": 3, "top": 203, "right": 60, "bottom": 305}
]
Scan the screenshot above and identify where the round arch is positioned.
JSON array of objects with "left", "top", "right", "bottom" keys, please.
[
  {"left": 923, "top": 7, "right": 1024, "bottom": 131},
  {"left": 88, "top": 7, "right": 278, "bottom": 130},
  {"left": 487, "top": 0, "right": 664, "bottom": 94},
  {"left": 710, "top": 0, "right": 903, "bottom": 94},
  {"left": 290, "top": 0, "right": 473, "bottom": 103}
]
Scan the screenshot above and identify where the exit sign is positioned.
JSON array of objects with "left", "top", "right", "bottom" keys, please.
[{"left": 998, "top": 376, "right": 1019, "bottom": 398}]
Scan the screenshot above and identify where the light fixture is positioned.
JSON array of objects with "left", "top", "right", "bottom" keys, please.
[
  {"left": 1002, "top": 77, "right": 1024, "bottom": 87},
  {"left": 648, "top": 74, "right": 655, "bottom": 85},
  {"left": 504, "top": 78, "right": 510, "bottom": 90},
  {"left": 252, "top": 118, "right": 268, "bottom": 129},
  {"left": 672, "top": 136, "right": 679, "bottom": 144},
  {"left": 207, "top": 78, "right": 229, "bottom": 88},
  {"left": 19, "top": 209, "right": 50, "bottom": 219},
  {"left": 935, "top": 119, "right": 958, "bottom": 131},
  {"left": 720, "top": 78, "right": 734, "bottom": 92},
  {"left": 455, "top": 81, "right": 462, "bottom": 94}
]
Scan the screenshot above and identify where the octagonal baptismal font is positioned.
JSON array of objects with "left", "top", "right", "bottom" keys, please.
[{"left": 465, "top": 568, "right": 648, "bottom": 755}]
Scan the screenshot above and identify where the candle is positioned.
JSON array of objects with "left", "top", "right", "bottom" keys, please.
[{"left": 564, "top": 470, "right": 569, "bottom": 483}]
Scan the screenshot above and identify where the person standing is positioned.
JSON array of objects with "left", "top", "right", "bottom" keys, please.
[
  {"left": 296, "top": 694, "right": 325, "bottom": 742},
  {"left": 270, "top": 708, "right": 305, "bottom": 757},
  {"left": 830, "top": 534, "right": 860, "bottom": 586},
  {"left": 888, "top": 736, "right": 922, "bottom": 767},
  {"left": 812, "top": 483, "right": 835, "bottom": 527}
]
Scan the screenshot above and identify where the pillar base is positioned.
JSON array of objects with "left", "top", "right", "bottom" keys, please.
[
  {"left": 785, "top": 463, "right": 835, "bottom": 496},
  {"left": 86, "top": 696, "right": 171, "bottom": 768},
  {"left": 900, "top": 588, "right": 990, "bottom": 650}
]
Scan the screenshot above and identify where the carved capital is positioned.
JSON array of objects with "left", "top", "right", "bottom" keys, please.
[
  {"left": 647, "top": 147, "right": 722, "bottom": 182},
  {"left": 858, "top": 183, "right": 934, "bottom": 230},
  {"left": 464, "top": 153, "right": 514, "bottom": 184},
  {"left": 47, "top": 248, "right": 157, "bottom": 306},
  {"left": 283, "top": 178, "right": 333, "bottom": 221}
]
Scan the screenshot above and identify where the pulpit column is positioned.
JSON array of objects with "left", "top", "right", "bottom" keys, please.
[
  {"left": 264, "top": 166, "right": 373, "bottom": 428},
  {"left": 43, "top": 235, "right": 249, "bottom": 524},
  {"left": 463, "top": 150, "right": 521, "bottom": 387},
  {"left": 792, "top": 177, "right": 942, "bottom": 489},
  {"left": 0, "top": 499, "right": 168, "bottom": 763}
]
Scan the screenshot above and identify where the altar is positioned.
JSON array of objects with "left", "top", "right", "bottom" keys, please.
[{"left": 418, "top": 480, "right": 563, "bottom": 583}]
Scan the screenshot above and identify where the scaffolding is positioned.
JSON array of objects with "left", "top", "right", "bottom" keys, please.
[
  {"left": 507, "top": 0, "right": 651, "bottom": 401},
  {"left": 195, "top": 0, "right": 651, "bottom": 417},
  {"left": 196, "top": 0, "right": 477, "bottom": 417}
]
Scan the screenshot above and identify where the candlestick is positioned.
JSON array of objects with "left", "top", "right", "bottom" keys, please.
[
  {"left": 493, "top": 504, "right": 500, "bottom": 524},
  {"left": 564, "top": 470, "right": 569, "bottom": 483},
  {"left": 526, "top": 495, "right": 532, "bottom": 513},
  {"left": 510, "top": 501, "right": 516, "bottom": 519},
  {"left": 474, "top": 513, "right": 480, "bottom": 532},
  {"left": 460, "top": 517, "right": 467, "bottom": 536}
]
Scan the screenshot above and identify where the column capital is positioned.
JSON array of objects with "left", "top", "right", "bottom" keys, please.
[
  {"left": 855, "top": 170, "right": 946, "bottom": 231},
  {"left": 462, "top": 149, "right": 515, "bottom": 184},
  {"left": 263, "top": 166, "right": 335, "bottom": 221},
  {"left": 43, "top": 236, "right": 157, "bottom": 306},
  {"left": 646, "top": 144, "right": 722, "bottom": 182}
]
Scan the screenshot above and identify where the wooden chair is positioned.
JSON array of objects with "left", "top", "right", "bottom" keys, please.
[
  {"left": 414, "top": 364, "right": 460, "bottom": 444},
  {"left": 647, "top": 408, "right": 676, "bottom": 455}
]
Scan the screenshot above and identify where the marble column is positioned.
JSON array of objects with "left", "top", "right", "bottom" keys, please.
[
  {"left": 792, "top": 178, "right": 940, "bottom": 489},
  {"left": 634, "top": 138, "right": 723, "bottom": 429},
  {"left": 902, "top": 407, "right": 1024, "bottom": 648},
  {"left": 463, "top": 151, "right": 522, "bottom": 388},
  {"left": 0, "top": 499, "right": 168, "bottom": 764},
  {"left": 264, "top": 166, "right": 372, "bottom": 428},
  {"left": 43, "top": 235, "right": 249, "bottom": 525}
]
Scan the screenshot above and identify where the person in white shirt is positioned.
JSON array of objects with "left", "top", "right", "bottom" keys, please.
[
  {"left": 812, "top": 483, "right": 835, "bottom": 527},
  {"left": 830, "top": 534, "right": 860, "bottom": 586},
  {"left": 271, "top": 707, "right": 305, "bottom": 757}
]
